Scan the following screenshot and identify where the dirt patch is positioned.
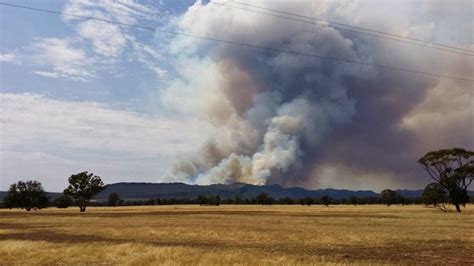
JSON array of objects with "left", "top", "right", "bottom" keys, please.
[
  {"left": 0, "top": 222, "right": 59, "bottom": 230},
  {"left": 0, "top": 231, "right": 113, "bottom": 244},
  {"left": 228, "top": 239, "right": 474, "bottom": 264},
  {"left": 336, "top": 240, "right": 474, "bottom": 264},
  {"left": 0, "top": 230, "right": 225, "bottom": 250}
]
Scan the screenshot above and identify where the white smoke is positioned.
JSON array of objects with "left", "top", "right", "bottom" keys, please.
[{"left": 157, "top": 0, "right": 377, "bottom": 185}]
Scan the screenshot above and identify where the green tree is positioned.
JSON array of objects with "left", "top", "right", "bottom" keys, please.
[
  {"left": 3, "top": 184, "right": 19, "bottom": 209},
  {"left": 234, "top": 195, "right": 243, "bottom": 204},
  {"left": 321, "top": 195, "right": 332, "bottom": 207},
  {"left": 54, "top": 194, "right": 73, "bottom": 208},
  {"left": 256, "top": 193, "right": 274, "bottom": 205},
  {"left": 211, "top": 195, "right": 221, "bottom": 206},
  {"left": 381, "top": 189, "right": 398, "bottom": 206},
  {"left": 197, "top": 195, "right": 207, "bottom": 205},
  {"left": 421, "top": 183, "right": 447, "bottom": 209},
  {"left": 418, "top": 148, "right": 473, "bottom": 212},
  {"left": 279, "top": 197, "right": 294, "bottom": 205},
  {"left": 145, "top": 198, "right": 155, "bottom": 205},
  {"left": 64, "top": 172, "right": 104, "bottom": 212},
  {"left": 350, "top": 196, "right": 359, "bottom": 206},
  {"left": 301, "top": 197, "right": 314, "bottom": 206},
  {"left": 4, "top": 181, "right": 49, "bottom": 211},
  {"left": 108, "top": 192, "right": 121, "bottom": 207}
]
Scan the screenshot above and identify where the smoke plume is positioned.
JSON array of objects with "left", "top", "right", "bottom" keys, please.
[{"left": 159, "top": 0, "right": 473, "bottom": 189}]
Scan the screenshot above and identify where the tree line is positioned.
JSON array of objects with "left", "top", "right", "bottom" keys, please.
[
  {"left": 3, "top": 171, "right": 104, "bottom": 212},
  {"left": 1, "top": 147, "right": 472, "bottom": 212},
  {"left": 3, "top": 187, "right": 472, "bottom": 210}
]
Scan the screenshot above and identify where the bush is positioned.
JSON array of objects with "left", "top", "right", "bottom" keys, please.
[{"left": 54, "top": 194, "right": 73, "bottom": 208}]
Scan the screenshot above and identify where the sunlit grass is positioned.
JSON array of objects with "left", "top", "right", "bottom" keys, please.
[{"left": 1, "top": 205, "right": 473, "bottom": 264}]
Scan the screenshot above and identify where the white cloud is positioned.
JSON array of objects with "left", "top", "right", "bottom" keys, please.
[
  {"left": 148, "top": 65, "right": 168, "bottom": 78},
  {"left": 1, "top": 1, "right": 167, "bottom": 81},
  {"left": 33, "top": 71, "right": 61, "bottom": 79},
  {"left": 63, "top": 0, "right": 158, "bottom": 25},
  {"left": 0, "top": 93, "right": 214, "bottom": 190},
  {"left": 31, "top": 38, "right": 86, "bottom": 62},
  {"left": 0, "top": 53, "right": 16, "bottom": 63},
  {"left": 130, "top": 38, "right": 168, "bottom": 78},
  {"left": 26, "top": 38, "right": 95, "bottom": 81},
  {"left": 62, "top": 0, "right": 171, "bottom": 77},
  {"left": 77, "top": 20, "right": 127, "bottom": 58},
  {"left": 63, "top": 0, "right": 161, "bottom": 62}
]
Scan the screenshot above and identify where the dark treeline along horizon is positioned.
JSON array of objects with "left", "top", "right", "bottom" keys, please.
[
  {"left": 2, "top": 187, "right": 474, "bottom": 209},
  {"left": 2, "top": 147, "right": 473, "bottom": 212}
]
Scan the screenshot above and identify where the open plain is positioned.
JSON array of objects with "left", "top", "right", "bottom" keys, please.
[{"left": 0, "top": 205, "right": 473, "bottom": 265}]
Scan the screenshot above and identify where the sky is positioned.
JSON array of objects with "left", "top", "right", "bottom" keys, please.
[{"left": 0, "top": 0, "right": 472, "bottom": 192}]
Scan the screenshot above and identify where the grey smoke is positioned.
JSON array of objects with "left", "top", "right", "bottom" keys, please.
[{"left": 159, "top": 0, "right": 473, "bottom": 189}]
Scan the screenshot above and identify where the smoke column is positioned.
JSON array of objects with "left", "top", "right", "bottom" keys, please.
[{"left": 159, "top": 0, "right": 473, "bottom": 189}]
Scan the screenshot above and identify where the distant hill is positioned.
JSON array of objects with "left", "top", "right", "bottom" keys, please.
[
  {"left": 91, "top": 182, "right": 381, "bottom": 201},
  {"left": 1, "top": 183, "right": 472, "bottom": 202},
  {"left": 91, "top": 182, "right": 380, "bottom": 201},
  {"left": 82, "top": 183, "right": 474, "bottom": 201}
]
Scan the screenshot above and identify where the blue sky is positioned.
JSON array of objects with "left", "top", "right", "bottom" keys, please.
[
  {"left": 1, "top": 0, "right": 472, "bottom": 192},
  {"left": 1, "top": 0, "right": 212, "bottom": 191},
  {"left": 1, "top": 0, "right": 191, "bottom": 108}
]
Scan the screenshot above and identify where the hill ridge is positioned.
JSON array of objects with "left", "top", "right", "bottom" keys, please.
[
  {"left": 4, "top": 182, "right": 471, "bottom": 201},
  {"left": 95, "top": 182, "right": 395, "bottom": 201}
]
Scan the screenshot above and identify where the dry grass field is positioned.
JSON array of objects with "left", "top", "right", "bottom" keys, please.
[{"left": 0, "top": 205, "right": 473, "bottom": 265}]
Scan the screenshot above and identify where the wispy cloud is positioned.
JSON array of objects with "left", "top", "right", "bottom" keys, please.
[
  {"left": 27, "top": 38, "right": 95, "bottom": 81},
  {"left": 2, "top": 36, "right": 95, "bottom": 81},
  {"left": 77, "top": 20, "right": 127, "bottom": 58},
  {"left": 1, "top": 0, "right": 167, "bottom": 81},
  {"left": 0, "top": 53, "right": 16, "bottom": 63},
  {"left": 63, "top": 0, "right": 159, "bottom": 25},
  {"left": 62, "top": 0, "right": 166, "bottom": 74},
  {"left": 0, "top": 93, "right": 213, "bottom": 190},
  {"left": 0, "top": 93, "right": 209, "bottom": 155},
  {"left": 130, "top": 38, "right": 168, "bottom": 78}
]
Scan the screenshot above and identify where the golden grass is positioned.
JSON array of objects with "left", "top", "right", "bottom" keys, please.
[{"left": 0, "top": 205, "right": 473, "bottom": 265}]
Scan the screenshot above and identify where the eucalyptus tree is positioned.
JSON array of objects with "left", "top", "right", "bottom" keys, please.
[
  {"left": 418, "top": 148, "right": 473, "bottom": 212},
  {"left": 64, "top": 171, "right": 104, "bottom": 212}
]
